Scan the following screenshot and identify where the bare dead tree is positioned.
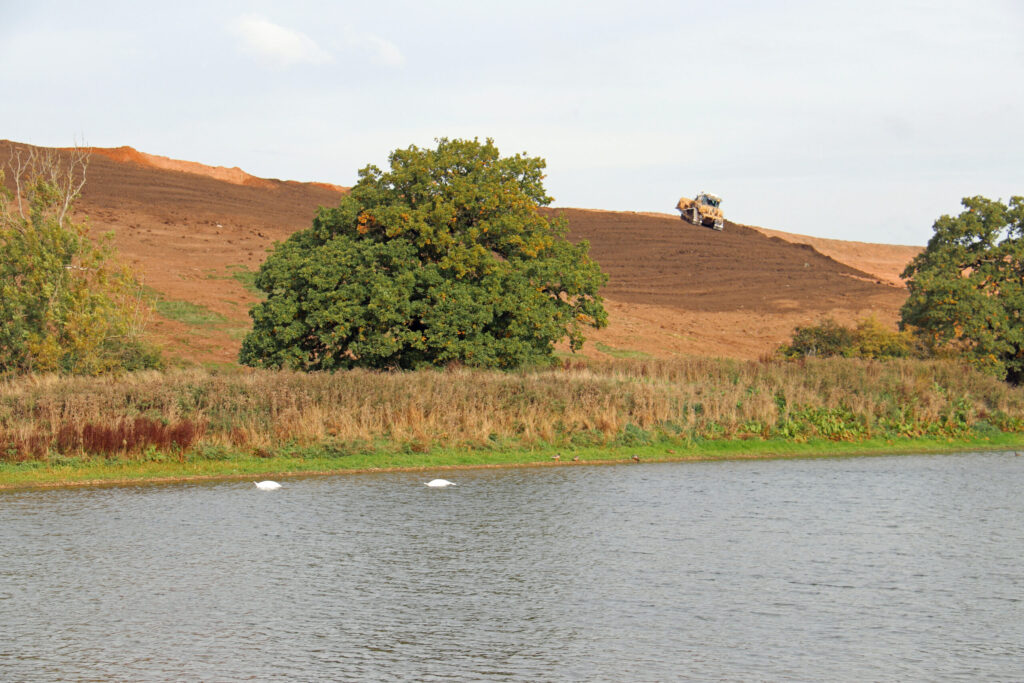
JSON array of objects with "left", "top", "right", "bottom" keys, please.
[{"left": 5, "top": 143, "right": 90, "bottom": 227}]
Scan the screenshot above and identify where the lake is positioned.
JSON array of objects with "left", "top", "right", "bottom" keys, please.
[{"left": 2, "top": 452, "right": 1023, "bottom": 681}]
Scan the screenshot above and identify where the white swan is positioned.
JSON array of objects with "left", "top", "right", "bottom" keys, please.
[
  {"left": 254, "top": 480, "right": 282, "bottom": 490},
  {"left": 425, "top": 479, "right": 456, "bottom": 487}
]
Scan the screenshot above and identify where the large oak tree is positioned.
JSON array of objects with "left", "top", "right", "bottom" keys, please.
[
  {"left": 240, "top": 138, "right": 608, "bottom": 370},
  {"left": 901, "top": 195, "right": 1024, "bottom": 383}
]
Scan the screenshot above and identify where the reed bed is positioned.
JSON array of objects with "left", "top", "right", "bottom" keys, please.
[{"left": 1, "top": 357, "right": 1023, "bottom": 462}]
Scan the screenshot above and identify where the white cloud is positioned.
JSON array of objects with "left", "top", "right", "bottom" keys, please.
[
  {"left": 342, "top": 28, "right": 405, "bottom": 67},
  {"left": 230, "top": 15, "right": 333, "bottom": 67}
]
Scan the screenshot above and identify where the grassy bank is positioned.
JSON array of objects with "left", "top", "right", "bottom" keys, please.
[
  {"left": 3, "top": 434, "right": 1023, "bottom": 490},
  {"left": 2, "top": 357, "right": 1023, "bottom": 488}
]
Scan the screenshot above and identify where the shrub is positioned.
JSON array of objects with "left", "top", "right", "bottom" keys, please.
[
  {"left": 778, "top": 316, "right": 914, "bottom": 360},
  {"left": 778, "top": 318, "right": 857, "bottom": 358},
  {"left": 0, "top": 145, "right": 162, "bottom": 376}
]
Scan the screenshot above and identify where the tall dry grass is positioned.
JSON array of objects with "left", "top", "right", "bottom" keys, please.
[{"left": 1, "top": 358, "right": 1022, "bottom": 461}]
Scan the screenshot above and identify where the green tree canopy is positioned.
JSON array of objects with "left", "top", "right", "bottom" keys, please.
[
  {"left": 0, "top": 148, "right": 161, "bottom": 375},
  {"left": 900, "top": 195, "right": 1024, "bottom": 383},
  {"left": 240, "top": 138, "right": 608, "bottom": 370}
]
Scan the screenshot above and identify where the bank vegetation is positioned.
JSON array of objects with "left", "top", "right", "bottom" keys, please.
[{"left": 2, "top": 357, "right": 1023, "bottom": 467}]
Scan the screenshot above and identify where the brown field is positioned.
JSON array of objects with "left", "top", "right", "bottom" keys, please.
[{"left": 1, "top": 140, "right": 921, "bottom": 365}]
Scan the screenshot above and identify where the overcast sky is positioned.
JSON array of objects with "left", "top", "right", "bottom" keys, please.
[{"left": 2, "top": 0, "right": 1021, "bottom": 244}]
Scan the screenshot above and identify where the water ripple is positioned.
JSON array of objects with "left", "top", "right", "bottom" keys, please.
[{"left": 1, "top": 452, "right": 1023, "bottom": 680}]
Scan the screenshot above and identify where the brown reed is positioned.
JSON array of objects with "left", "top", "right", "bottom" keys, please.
[{"left": 1, "top": 357, "right": 1022, "bottom": 462}]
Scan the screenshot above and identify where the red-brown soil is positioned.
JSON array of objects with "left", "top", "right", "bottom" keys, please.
[
  {"left": 1, "top": 140, "right": 345, "bottom": 362},
  {"left": 611, "top": 210, "right": 922, "bottom": 289},
  {"left": 1, "top": 140, "right": 917, "bottom": 364},
  {"left": 744, "top": 224, "right": 922, "bottom": 288},
  {"left": 80, "top": 145, "right": 348, "bottom": 194},
  {"left": 546, "top": 208, "right": 910, "bottom": 359}
]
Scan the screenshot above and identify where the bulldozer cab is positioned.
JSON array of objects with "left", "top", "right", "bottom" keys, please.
[{"left": 696, "top": 193, "right": 721, "bottom": 208}]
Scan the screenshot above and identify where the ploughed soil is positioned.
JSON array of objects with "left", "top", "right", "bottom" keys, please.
[
  {"left": 1, "top": 140, "right": 917, "bottom": 364},
  {"left": 744, "top": 224, "right": 921, "bottom": 289},
  {"left": 544, "top": 208, "right": 912, "bottom": 360}
]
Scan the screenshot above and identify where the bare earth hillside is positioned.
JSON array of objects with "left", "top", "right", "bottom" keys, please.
[
  {"left": 1, "top": 140, "right": 917, "bottom": 364},
  {"left": 744, "top": 224, "right": 922, "bottom": 288},
  {"left": 546, "top": 208, "right": 910, "bottom": 359}
]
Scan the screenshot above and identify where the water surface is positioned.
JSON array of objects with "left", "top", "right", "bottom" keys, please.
[{"left": 2, "top": 452, "right": 1023, "bottom": 680}]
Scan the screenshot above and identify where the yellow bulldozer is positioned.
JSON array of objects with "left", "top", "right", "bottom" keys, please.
[{"left": 676, "top": 192, "right": 724, "bottom": 231}]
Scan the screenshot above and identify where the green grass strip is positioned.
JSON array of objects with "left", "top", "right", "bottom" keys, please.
[
  {"left": 225, "top": 265, "right": 263, "bottom": 297},
  {"left": 154, "top": 299, "right": 228, "bottom": 327},
  {"left": 595, "top": 342, "right": 652, "bottom": 359},
  {"left": 3, "top": 433, "right": 1022, "bottom": 491}
]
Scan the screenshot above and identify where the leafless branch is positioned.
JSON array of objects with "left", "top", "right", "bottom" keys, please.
[
  {"left": 4, "top": 142, "right": 90, "bottom": 227},
  {"left": 10, "top": 146, "right": 29, "bottom": 219}
]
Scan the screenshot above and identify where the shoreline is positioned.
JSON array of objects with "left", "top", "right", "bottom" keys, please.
[{"left": 3, "top": 434, "right": 1022, "bottom": 491}]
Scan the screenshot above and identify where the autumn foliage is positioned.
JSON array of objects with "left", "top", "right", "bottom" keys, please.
[{"left": 0, "top": 146, "right": 161, "bottom": 375}]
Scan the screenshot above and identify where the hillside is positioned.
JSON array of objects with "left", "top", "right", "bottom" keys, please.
[
  {"left": 546, "top": 208, "right": 911, "bottom": 360},
  {"left": 744, "top": 224, "right": 921, "bottom": 288},
  {"left": 1, "top": 140, "right": 916, "bottom": 364}
]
